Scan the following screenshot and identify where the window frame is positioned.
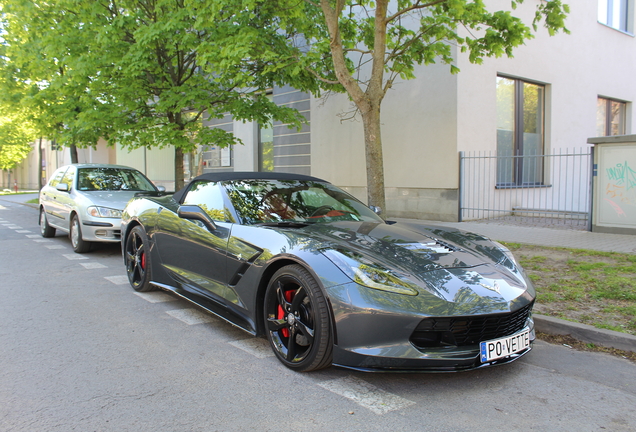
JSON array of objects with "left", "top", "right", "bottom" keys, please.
[
  {"left": 597, "top": 96, "right": 627, "bottom": 137},
  {"left": 496, "top": 75, "right": 547, "bottom": 188},
  {"left": 598, "top": 0, "right": 633, "bottom": 34}
]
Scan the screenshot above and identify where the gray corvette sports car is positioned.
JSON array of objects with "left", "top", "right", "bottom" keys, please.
[{"left": 121, "top": 172, "right": 535, "bottom": 372}]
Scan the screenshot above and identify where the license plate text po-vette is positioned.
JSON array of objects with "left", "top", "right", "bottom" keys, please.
[{"left": 480, "top": 329, "right": 530, "bottom": 363}]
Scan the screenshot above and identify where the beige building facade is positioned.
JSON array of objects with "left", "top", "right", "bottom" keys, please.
[{"left": 5, "top": 1, "right": 635, "bottom": 222}]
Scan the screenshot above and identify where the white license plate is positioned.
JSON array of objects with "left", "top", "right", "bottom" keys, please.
[{"left": 480, "top": 329, "right": 531, "bottom": 363}]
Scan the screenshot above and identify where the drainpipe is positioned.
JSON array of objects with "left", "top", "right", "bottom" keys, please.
[{"left": 458, "top": 151, "right": 464, "bottom": 222}]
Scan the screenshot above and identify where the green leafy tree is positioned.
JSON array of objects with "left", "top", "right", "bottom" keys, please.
[
  {"left": 1, "top": 0, "right": 314, "bottom": 190},
  {"left": 270, "top": 0, "right": 569, "bottom": 209},
  {"left": 0, "top": 112, "right": 35, "bottom": 171},
  {"left": 80, "top": 0, "right": 311, "bottom": 189},
  {"left": 0, "top": 0, "right": 108, "bottom": 162}
]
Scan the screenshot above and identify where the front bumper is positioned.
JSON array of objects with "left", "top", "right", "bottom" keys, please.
[
  {"left": 81, "top": 219, "right": 121, "bottom": 243},
  {"left": 326, "top": 279, "right": 536, "bottom": 372},
  {"left": 332, "top": 321, "right": 535, "bottom": 372}
]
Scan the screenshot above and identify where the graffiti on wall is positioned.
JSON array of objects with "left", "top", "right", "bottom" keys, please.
[{"left": 604, "top": 160, "right": 636, "bottom": 217}]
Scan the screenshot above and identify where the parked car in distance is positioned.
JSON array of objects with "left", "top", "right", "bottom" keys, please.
[
  {"left": 121, "top": 172, "right": 536, "bottom": 372},
  {"left": 39, "top": 163, "right": 161, "bottom": 253}
]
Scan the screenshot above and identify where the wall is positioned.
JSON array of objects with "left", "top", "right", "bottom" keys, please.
[
  {"left": 457, "top": 1, "right": 636, "bottom": 157},
  {"left": 116, "top": 145, "right": 175, "bottom": 191},
  {"left": 310, "top": 59, "right": 460, "bottom": 220},
  {"left": 454, "top": 1, "right": 636, "bottom": 220}
]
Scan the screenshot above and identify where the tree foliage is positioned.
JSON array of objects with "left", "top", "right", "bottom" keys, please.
[
  {"left": 0, "top": 0, "right": 570, "bottom": 197},
  {"left": 0, "top": 0, "right": 316, "bottom": 189},
  {"left": 0, "top": 111, "right": 35, "bottom": 170}
]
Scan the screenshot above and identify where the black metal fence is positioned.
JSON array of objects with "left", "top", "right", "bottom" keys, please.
[{"left": 459, "top": 148, "right": 593, "bottom": 228}]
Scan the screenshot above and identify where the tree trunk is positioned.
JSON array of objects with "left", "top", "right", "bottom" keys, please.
[
  {"left": 70, "top": 144, "right": 78, "bottom": 163},
  {"left": 174, "top": 147, "right": 184, "bottom": 191},
  {"left": 38, "top": 137, "right": 44, "bottom": 188},
  {"left": 361, "top": 106, "right": 386, "bottom": 210},
  {"left": 319, "top": 0, "right": 388, "bottom": 211}
]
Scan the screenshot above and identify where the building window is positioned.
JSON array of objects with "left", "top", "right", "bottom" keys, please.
[
  {"left": 258, "top": 93, "right": 274, "bottom": 172},
  {"left": 496, "top": 76, "right": 545, "bottom": 186},
  {"left": 597, "top": 97, "right": 627, "bottom": 136},
  {"left": 258, "top": 122, "right": 273, "bottom": 172},
  {"left": 598, "top": 0, "right": 632, "bottom": 33}
]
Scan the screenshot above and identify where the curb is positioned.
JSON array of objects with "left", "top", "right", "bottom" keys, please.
[{"left": 534, "top": 314, "right": 636, "bottom": 353}]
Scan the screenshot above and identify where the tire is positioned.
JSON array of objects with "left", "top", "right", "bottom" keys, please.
[
  {"left": 264, "top": 264, "right": 332, "bottom": 372},
  {"left": 39, "top": 208, "right": 56, "bottom": 238},
  {"left": 125, "top": 225, "right": 155, "bottom": 292},
  {"left": 70, "top": 214, "right": 91, "bottom": 253}
]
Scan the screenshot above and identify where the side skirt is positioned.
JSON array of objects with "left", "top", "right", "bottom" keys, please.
[{"left": 150, "top": 281, "right": 257, "bottom": 337}]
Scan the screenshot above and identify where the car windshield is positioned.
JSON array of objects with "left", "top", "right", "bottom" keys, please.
[
  {"left": 225, "top": 179, "right": 384, "bottom": 225},
  {"left": 77, "top": 168, "right": 157, "bottom": 192}
]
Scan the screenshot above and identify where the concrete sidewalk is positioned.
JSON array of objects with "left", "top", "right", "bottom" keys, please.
[
  {"left": 0, "top": 192, "right": 39, "bottom": 205},
  {"left": 396, "top": 217, "right": 636, "bottom": 254}
]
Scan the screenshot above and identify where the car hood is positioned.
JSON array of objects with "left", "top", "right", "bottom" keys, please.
[
  {"left": 302, "top": 221, "right": 500, "bottom": 270},
  {"left": 293, "top": 221, "right": 532, "bottom": 304},
  {"left": 78, "top": 190, "right": 142, "bottom": 211}
]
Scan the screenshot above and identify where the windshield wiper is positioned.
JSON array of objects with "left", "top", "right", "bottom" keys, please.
[{"left": 256, "top": 221, "right": 312, "bottom": 228}]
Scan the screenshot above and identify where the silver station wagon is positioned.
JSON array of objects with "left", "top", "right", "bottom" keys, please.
[{"left": 39, "top": 163, "right": 160, "bottom": 253}]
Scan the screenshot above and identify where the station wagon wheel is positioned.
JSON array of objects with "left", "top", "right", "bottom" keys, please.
[
  {"left": 264, "top": 264, "right": 332, "bottom": 372},
  {"left": 39, "top": 208, "right": 56, "bottom": 238},
  {"left": 70, "top": 214, "right": 91, "bottom": 253},
  {"left": 125, "top": 225, "right": 155, "bottom": 292}
]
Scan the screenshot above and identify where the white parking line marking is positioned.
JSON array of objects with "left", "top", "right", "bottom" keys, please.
[
  {"left": 166, "top": 308, "right": 216, "bottom": 325},
  {"left": 9, "top": 226, "right": 24, "bottom": 230},
  {"left": 133, "top": 292, "right": 177, "bottom": 303},
  {"left": 45, "top": 245, "right": 66, "bottom": 250},
  {"left": 104, "top": 275, "right": 129, "bottom": 285},
  {"left": 228, "top": 338, "right": 275, "bottom": 359},
  {"left": 317, "top": 376, "right": 416, "bottom": 415},
  {"left": 63, "top": 254, "right": 89, "bottom": 260},
  {"left": 80, "top": 262, "right": 108, "bottom": 269},
  {"left": 16, "top": 230, "right": 31, "bottom": 233},
  {"left": 25, "top": 234, "right": 40, "bottom": 238},
  {"left": 33, "top": 239, "right": 52, "bottom": 243}
]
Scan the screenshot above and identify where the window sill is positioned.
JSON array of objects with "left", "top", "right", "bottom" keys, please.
[
  {"left": 495, "top": 184, "right": 552, "bottom": 190},
  {"left": 597, "top": 21, "right": 635, "bottom": 37}
]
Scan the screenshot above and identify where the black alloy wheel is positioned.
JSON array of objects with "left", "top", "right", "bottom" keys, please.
[
  {"left": 125, "top": 226, "right": 155, "bottom": 292},
  {"left": 39, "top": 208, "right": 56, "bottom": 238},
  {"left": 264, "top": 264, "right": 332, "bottom": 372}
]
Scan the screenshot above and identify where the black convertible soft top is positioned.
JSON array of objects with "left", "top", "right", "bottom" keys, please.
[{"left": 172, "top": 171, "right": 329, "bottom": 203}]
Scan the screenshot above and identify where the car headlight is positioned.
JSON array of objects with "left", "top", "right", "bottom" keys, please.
[
  {"left": 322, "top": 249, "right": 419, "bottom": 296},
  {"left": 87, "top": 206, "right": 122, "bottom": 218}
]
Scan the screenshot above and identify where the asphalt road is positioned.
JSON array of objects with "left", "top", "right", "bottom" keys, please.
[{"left": 1, "top": 198, "right": 636, "bottom": 432}]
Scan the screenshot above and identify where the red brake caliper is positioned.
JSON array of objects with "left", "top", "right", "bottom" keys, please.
[
  {"left": 140, "top": 252, "right": 146, "bottom": 270},
  {"left": 277, "top": 290, "right": 294, "bottom": 338}
]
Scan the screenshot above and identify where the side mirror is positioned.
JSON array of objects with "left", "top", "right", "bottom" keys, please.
[
  {"left": 369, "top": 205, "right": 382, "bottom": 216},
  {"left": 157, "top": 185, "right": 166, "bottom": 192},
  {"left": 56, "top": 183, "right": 70, "bottom": 192},
  {"left": 178, "top": 205, "right": 217, "bottom": 232}
]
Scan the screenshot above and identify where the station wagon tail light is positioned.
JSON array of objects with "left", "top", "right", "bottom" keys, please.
[
  {"left": 322, "top": 249, "right": 419, "bottom": 296},
  {"left": 87, "top": 206, "right": 122, "bottom": 218}
]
